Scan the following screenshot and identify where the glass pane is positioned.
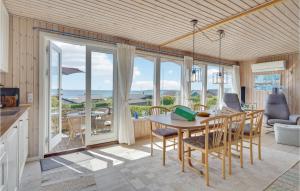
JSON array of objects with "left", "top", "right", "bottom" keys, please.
[
  {"left": 191, "top": 65, "right": 203, "bottom": 109},
  {"left": 224, "top": 70, "right": 233, "bottom": 93},
  {"left": 207, "top": 65, "right": 219, "bottom": 110},
  {"left": 50, "top": 41, "right": 86, "bottom": 152},
  {"left": 160, "top": 61, "right": 182, "bottom": 108},
  {"left": 50, "top": 49, "right": 60, "bottom": 138},
  {"left": 91, "top": 52, "right": 114, "bottom": 136},
  {"left": 129, "top": 57, "right": 154, "bottom": 118}
]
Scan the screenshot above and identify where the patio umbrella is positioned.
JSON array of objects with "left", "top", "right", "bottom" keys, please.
[{"left": 62, "top": 67, "right": 84, "bottom": 75}]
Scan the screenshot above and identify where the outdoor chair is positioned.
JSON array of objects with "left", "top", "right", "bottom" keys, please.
[{"left": 67, "top": 115, "right": 85, "bottom": 145}]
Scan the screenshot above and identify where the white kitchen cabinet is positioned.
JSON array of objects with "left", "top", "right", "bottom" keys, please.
[
  {"left": 18, "top": 111, "right": 28, "bottom": 182},
  {"left": 0, "top": 109, "right": 29, "bottom": 191},
  {"left": 0, "top": 0, "right": 9, "bottom": 72},
  {"left": 0, "top": 142, "right": 7, "bottom": 191},
  {"left": 6, "top": 126, "right": 18, "bottom": 191}
]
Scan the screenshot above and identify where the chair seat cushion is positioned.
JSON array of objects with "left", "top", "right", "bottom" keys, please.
[
  {"left": 153, "top": 128, "right": 178, "bottom": 137},
  {"left": 183, "top": 133, "right": 224, "bottom": 149},
  {"left": 243, "top": 123, "right": 252, "bottom": 135},
  {"left": 268, "top": 119, "right": 296, "bottom": 126}
]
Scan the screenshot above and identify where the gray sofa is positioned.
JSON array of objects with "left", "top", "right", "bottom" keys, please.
[{"left": 264, "top": 93, "right": 300, "bottom": 127}]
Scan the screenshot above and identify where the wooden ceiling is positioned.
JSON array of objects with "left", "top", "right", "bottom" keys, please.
[{"left": 4, "top": 0, "right": 299, "bottom": 61}]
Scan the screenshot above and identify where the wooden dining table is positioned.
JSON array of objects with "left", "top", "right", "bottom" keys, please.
[{"left": 148, "top": 113, "right": 211, "bottom": 161}]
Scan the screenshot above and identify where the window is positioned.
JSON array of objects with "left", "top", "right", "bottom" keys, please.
[
  {"left": 129, "top": 56, "right": 155, "bottom": 117},
  {"left": 190, "top": 64, "right": 203, "bottom": 108},
  {"left": 160, "top": 60, "right": 182, "bottom": 108},
  {"left": 224, "top": 69, "right": 234, "bottom": 93},
  {"left": 207, "top": 65, "right": 220, "bottom": 109}
]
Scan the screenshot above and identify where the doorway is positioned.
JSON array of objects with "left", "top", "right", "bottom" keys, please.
[{"left": 46, "top": 39, "right": 117, "bottom": 154}]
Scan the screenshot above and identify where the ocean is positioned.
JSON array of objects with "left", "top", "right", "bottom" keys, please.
[{"left": 57, "top": 89, "right": 154, "bottom": 99}]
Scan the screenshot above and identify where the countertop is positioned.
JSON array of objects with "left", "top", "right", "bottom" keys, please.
[{"left": 0, "top": 105, "right": 30, "bottom": 137}]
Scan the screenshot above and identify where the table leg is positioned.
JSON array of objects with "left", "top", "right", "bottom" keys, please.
[
  {"left": 187, "top": 130, "right": 193, "bottom": 167},
  {"left": 178, "top": 129, "right": 183, "bottom": 161}
]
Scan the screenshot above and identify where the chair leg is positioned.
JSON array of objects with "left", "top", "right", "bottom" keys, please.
[
  {"left": 181, "top": 142, "right": 185, "bottom": 172},
  {"left": 240, "top": 140, "right": 243, "bottom": 168},
  {"left": 150, "top": 133, "right": 153, "bottom": 156},
  {"left": 228, "top": 144, "right": 232, "bottom": 175},
  {"left": 205, "top": 152, "right": 209, "bottom": 186},
  {"left": 202, "top": 152, "right": 205, "bottom": 164},
  {"left": 222, "top": 147, "right": 226, "bottom": 179},
  {"left": 258, "top": 135, "right": 262, "bottom": 160},
  {"left": 163, "top": 138, "right": 166, "bottom": 166},
  {"left": 250, "top": 138, "right": 253, "bottom": 165},
  {"left": 173, "top": 138, "right": 176, "bottom": 150}
]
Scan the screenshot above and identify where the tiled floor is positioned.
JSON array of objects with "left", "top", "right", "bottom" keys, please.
[{"left": 20, "top": 129, "right": 299, "bottom": 191}]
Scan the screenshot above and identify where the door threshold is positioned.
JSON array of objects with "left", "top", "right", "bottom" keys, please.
[{"left": 44, "top": 141, "right": 118, "bottom": 158}]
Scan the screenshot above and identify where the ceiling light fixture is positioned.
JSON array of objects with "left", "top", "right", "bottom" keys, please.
[
  {"left": 212, "top": 29, "right": 228, "bottom": 84},
  {"left": 190, "top": 19, "right": 201, "bottom": 83}
]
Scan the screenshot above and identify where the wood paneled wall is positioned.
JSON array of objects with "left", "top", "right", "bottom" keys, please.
[
  {"left": 2, "top": 14, "right": 298, "bottom": 158},
  {"left": 240, "top": 53, "right": 300, "bottom": 114},
  {"left": 1, "top": 15, "right": 235, "bottom": 158}
]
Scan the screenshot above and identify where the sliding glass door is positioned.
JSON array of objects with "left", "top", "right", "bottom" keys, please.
[{"left": 86, "top": 46, "right": 117, "bottom": 145}]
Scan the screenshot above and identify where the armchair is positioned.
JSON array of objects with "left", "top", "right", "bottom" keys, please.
[
  {"left": 223, "top": 93, "right": 243, "bottom": 112},
  {"left": 264, "top": 93, "right": 300, "bottom": 127}
]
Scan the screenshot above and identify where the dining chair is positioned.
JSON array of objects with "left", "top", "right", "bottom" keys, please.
[
  {"left": 149, "top": 106, "right": 177, "bottom": 166},
  {"left": 193, "top": 103, "right": 208, "bottom": 111},
  {"left": 226, "top": 112, "right": 246, "bottom": 175},
  {"left": 67, "top": 115, "right": 85, "bottom": 145},
  {"left": 243, "top": 110, "right": 264, "bottom": 164},
  {"left": 170, "top": 104, "right": 191, "bottom": 111},
  {"left": 182, "top": 115, "right": 229, "bottom": 186}
]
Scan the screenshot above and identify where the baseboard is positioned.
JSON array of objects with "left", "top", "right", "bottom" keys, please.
[{"left": 26, "top": 156, "right": 40, "bottom": 162}]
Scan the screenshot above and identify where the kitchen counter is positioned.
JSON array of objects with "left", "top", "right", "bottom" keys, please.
[{"left": 0, "top": 105, "right": 30, "bottom": 136}]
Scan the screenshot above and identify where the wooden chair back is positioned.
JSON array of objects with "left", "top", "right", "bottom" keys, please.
[
  {"left": 68, "top": 115, "right": 84, "bottom": 133},
  {"left": 149, "top": 106, "right": 170, "bottom": 115},
  {"left": 220, "top": 106, "right": 239, "bottom": 115},
  {"left": 227, "top": 112, "right": 246, "bottom": 142},
  {"left": 248, "top": 110, "right": 264, "bottom": 135},
  {"left": 170, "top": 105, "right": 191, "bottom": 111},
  {"left": 193, "top": 103, "right": 208, "bottom": 111},
  {"left": 149, "top": 106, "right": 170, "bottom": 129},
  {"left": 201, "top": 115, "right": 229, "bottom": 149}
]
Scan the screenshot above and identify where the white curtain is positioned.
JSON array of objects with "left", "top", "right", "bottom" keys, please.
[
  {"left": 232, "top": 65, "right": 241, "bottom": 100},
  {"left": 117, "top": 44, "right": 136, "bottom": 145},
  {"left": 181, "top": 56, "right": 193, "bottom": 106}
]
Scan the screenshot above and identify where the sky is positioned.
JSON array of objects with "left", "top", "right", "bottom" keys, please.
[{"left": 51, "top": 40, "right": 226, "bottom": 91}]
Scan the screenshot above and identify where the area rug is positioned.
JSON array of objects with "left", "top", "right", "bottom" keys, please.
[
  {"left": 264, "top": 161, "right": 299, "bottom": 191},
  {"left": 39, "top": 144, "right": 299, "bottom": 191},
  {"left": 40, "top": 157, "right": 75, "bottom": 171},
  {"left": 40, "top": 151, "right": 97, "bottom": 171}
]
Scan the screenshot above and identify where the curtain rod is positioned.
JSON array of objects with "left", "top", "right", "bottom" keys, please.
[{"left": 32, "top": 27, "right": 236, "bottom": 65}]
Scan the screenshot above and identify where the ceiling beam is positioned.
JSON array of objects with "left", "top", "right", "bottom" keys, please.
[{"left": 159, "top": 0, "right": 284, "bottom": 47}]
